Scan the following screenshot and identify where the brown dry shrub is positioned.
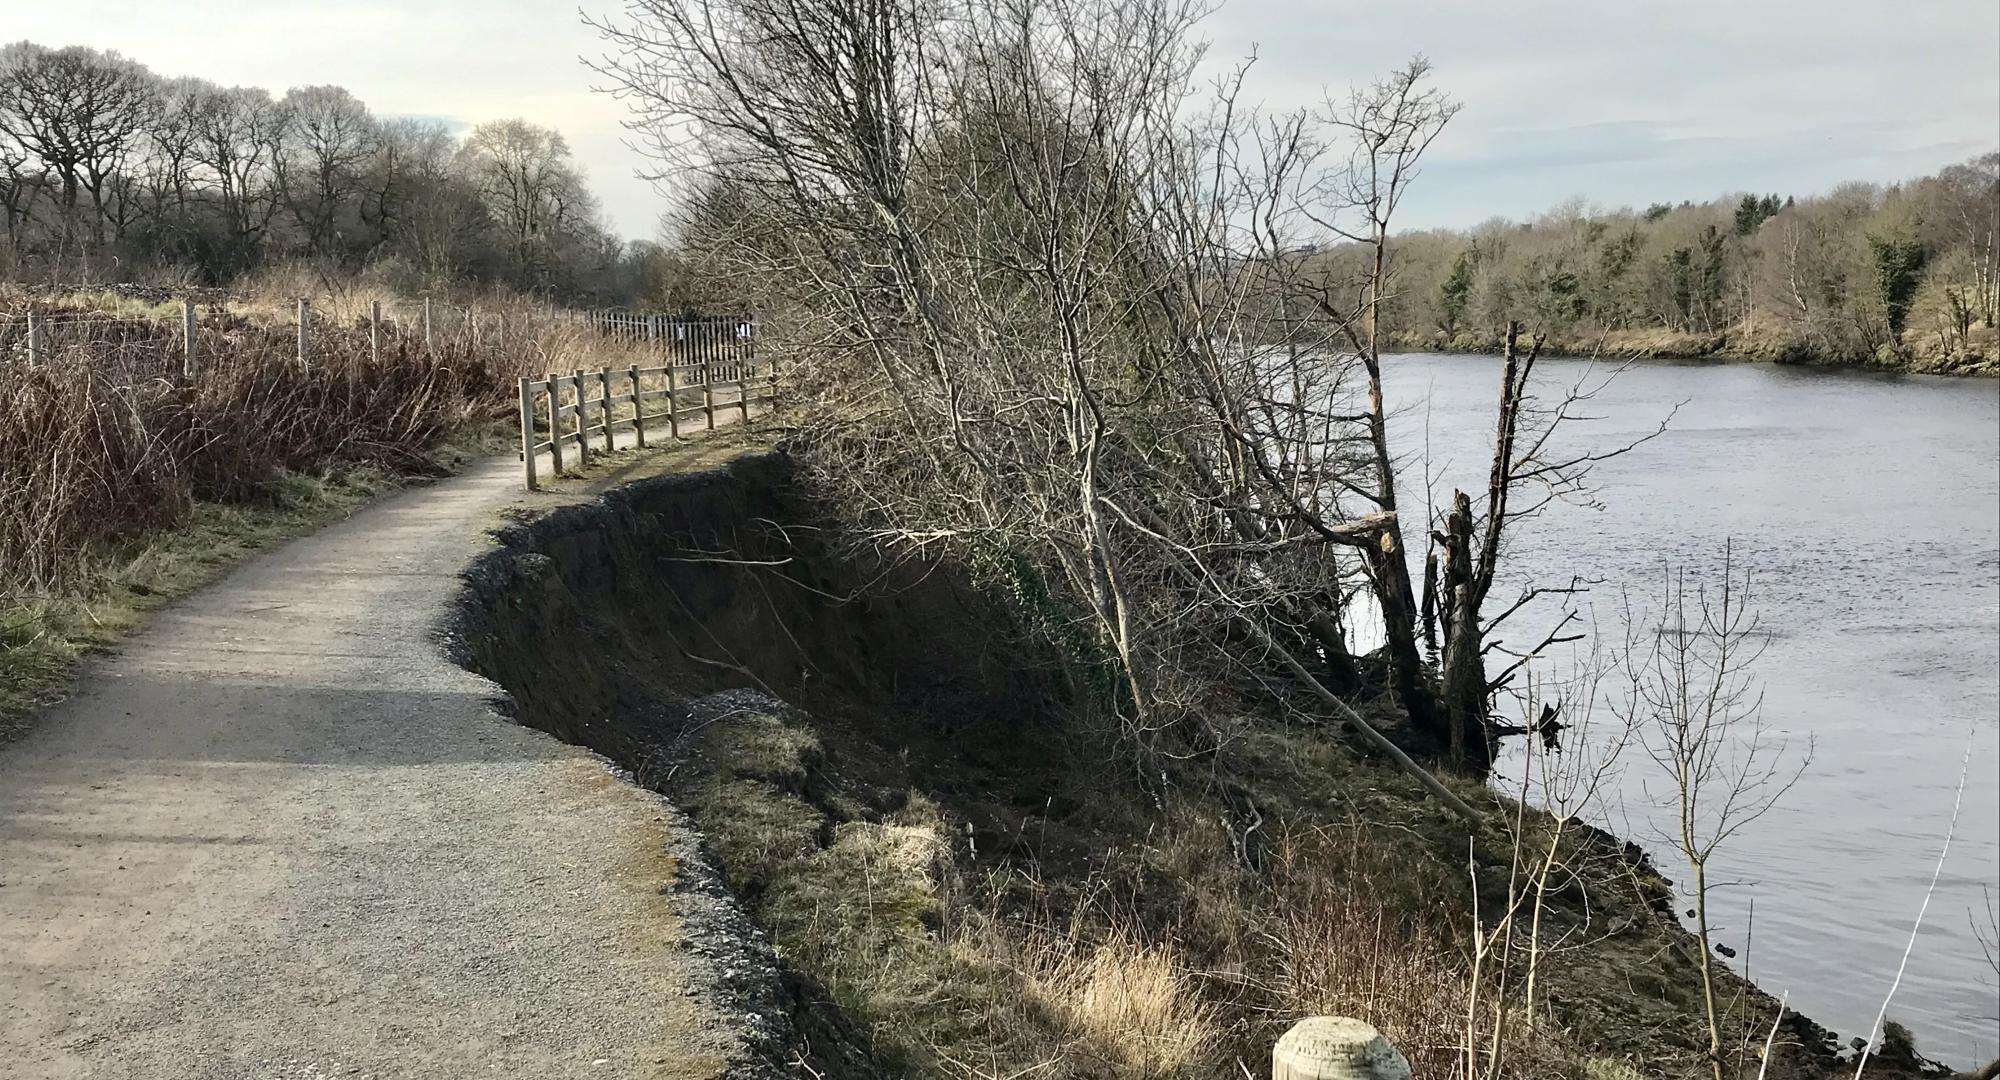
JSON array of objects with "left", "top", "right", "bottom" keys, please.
[
  {"left": 0, "top": 305, "right": 582, "bottom": 586},
  {"left": 1257, "top": 825, "right": 1478, "bottom": 1076}
]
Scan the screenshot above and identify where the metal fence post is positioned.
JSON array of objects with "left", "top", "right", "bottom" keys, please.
[
  {"left": 370, "top": 300, "right": 382, "bottom": 367},
  {"left": 182, "top": 299, "right": 198, "bottom": 378},
  {"left": 423, "top": 297, "right": 434, "bottom": 353},
  {"left": 296, "top": 298, "right": 311, "bottom": 367}
]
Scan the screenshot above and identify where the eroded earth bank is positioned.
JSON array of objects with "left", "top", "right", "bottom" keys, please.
[{"left": 444, "top": 452, "right": 1948, "bottom": 1080}]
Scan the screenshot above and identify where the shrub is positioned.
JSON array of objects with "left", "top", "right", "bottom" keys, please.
[{"left": 0, "top": 297, "right": 609, "bottom": 586}]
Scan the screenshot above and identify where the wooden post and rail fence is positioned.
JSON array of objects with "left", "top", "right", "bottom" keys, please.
[
  {"left": 514, "top": 353, "right": 776, "bottom": 491},
  {"left": 513, "top": 312, "right": 768, "bottom": 490}
]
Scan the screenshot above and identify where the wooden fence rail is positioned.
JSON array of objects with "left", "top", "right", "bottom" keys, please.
[{"left": 516, "top": 355, "right": 778, "bottom": 490}]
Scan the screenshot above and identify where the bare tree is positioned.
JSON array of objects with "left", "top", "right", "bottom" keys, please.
[
  {"left": 280, "top": 84, "right": 379, "bottom": 259},
  {"left": 191, "top": 84, "right": 290, "bottom": 269},
  {"left": 1288, "top": 61, "right": 1461, "bottom": 757},
  {"left": 1421, "top": 325, "right": 1671, "bottom": 774},
  {"left": 1922, "top": 152, "right": 1999, "bottom": 328},
  {"left": 0, "top": 117, "right": 36, "bottom": 250},
  {"left": 458, "top": 119, "right": 594, "bottom": 289},
  {"left": 1618, "top": 545, "right": 1808, "bottom": 1080},
  {"left": 593, "top": 0, "right": 1603, "bottom": 817},
  {"left": 0, "top": 43, "right": 160, "bottom": 252},
  {"left": 133, "top": 76, "right": 210, "bottom": 236}
]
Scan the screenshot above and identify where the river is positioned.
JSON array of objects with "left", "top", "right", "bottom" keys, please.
[{"left": 1379, "top": 353, "right": 2000, "bottom": 1066}]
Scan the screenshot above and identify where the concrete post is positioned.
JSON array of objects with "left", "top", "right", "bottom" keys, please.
[
  {"left": 182, "top": 299, "right": 198, "bottom": 378},
  {"left": 1273, "top": 1018, "right": 1410, "bottom": 1080}
]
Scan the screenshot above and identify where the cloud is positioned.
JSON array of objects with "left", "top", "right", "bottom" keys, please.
[
  {"left": 10, "top": 0, "right": 1997, "bottom": 240},
  {"left": 1195, "top": 0, "right": 1999, "bottom": 228}
]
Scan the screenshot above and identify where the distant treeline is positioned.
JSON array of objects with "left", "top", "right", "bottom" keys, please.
[
  {"left": 0, "top": 41, "right": 683, "bottom": 304},
  {"left": 1375, "top": 155, "right": 1999, "bottom": 371}
]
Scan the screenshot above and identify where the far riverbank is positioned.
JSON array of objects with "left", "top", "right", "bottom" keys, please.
[{"left": 1390, "top": 325, "right": 1999, "bottom": 376}]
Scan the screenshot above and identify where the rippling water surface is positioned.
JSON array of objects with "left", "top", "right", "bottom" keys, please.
[{"left": 1379, "top": 353, "right": 2000, "bottom": 1064}]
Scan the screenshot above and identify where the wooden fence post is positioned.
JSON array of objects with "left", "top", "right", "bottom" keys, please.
[
  {"left": 370, "top": 300, "right": 382, "bottom": 367},
  {"left": 630, "top": 365, "right": 647, "bottom": 448},
  {"left": 182, "top": 299, "right": 197, "bottom": 378},
  {"left": 738, "top": 361, "right": 751, "bottom": 423},
  {"left": 1273, "top": 1018, "right": 1410, "bottom": 1080},
  {"left": 296, "top": 298, "right": 311, "bottom": 368},
  {"left": 570, "top": 369, "right": 590, "bottom": 467},
  {"left": 518, "top": 377, "right": 538, "bottom": 491},
  {"left": 24, "top": 311, "right": 41, "bottom": 367},
  {"left": 598, "top": 368, "right": 614, "bottom": 453},
  {"left": 546, "top": 372, "right": 564, "bottom": 476},
  {"left": 702, "top": 361, "right": 715, "bottom": 429},
  {"left": 665, "top": 365, "right": 680, "bottom": 439}
]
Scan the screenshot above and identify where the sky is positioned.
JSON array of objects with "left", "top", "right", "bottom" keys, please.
[{"left": 12, "top": 0, "right": 1999, "bottom": 242}]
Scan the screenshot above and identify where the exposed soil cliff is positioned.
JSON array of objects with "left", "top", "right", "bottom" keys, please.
[{"left": 445, "top": 452, "right": 1942, "bottom": 1080}]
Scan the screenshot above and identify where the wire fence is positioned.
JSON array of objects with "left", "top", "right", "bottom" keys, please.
[{"left": 0, "top": 297, "right": 760, "bottom": 383}]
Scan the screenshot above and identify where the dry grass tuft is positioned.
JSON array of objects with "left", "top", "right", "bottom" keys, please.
[{"left": 1019, "top": 927, "right": 1218, "bottom": 1078}]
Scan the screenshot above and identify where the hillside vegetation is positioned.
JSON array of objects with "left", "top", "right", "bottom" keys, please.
[{"left": 1374, "top": 157, "right": 1999, "bottom": 372}]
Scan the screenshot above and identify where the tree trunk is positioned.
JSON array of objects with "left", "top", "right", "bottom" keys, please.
[
  {"left": 1436, "top": 490, "right": 1493, "bottom": 773},
  {"left": 1362, "top": 529, "right": 1440, "bottom": 741}
]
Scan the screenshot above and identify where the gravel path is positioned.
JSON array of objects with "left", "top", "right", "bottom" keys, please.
[{"left": 0, "top": 455, "right": 739, "bottom": 1079}]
